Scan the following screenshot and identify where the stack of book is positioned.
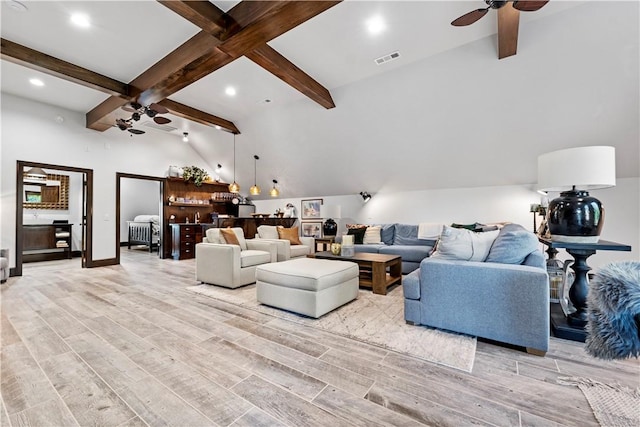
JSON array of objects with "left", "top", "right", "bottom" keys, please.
[{"left": 56, "top": 241, "right": 69, "bottom": 248}]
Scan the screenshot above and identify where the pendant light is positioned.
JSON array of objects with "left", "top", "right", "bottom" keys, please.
[
  {"left": 228, "top": 133, "right": 240, "bottom": 193},
  {"left": 249, "top": 155, "right": 261, "bottom": 195},
  {"left": 269, "top": 179, "right": 280, "bottom": 197}
]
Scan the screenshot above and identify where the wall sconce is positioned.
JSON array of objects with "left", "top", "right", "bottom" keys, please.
[
  {"left": 182, "top": 132, "right": 189, "bottom": 143},
  {"left": 269, "top": 179, "right": 280, "bottom": 197},
  {"left": 360, "top": 192, "right": 371, "bottom": 203},
  {"left": 215, "top": 164, "right": 222, "bottom": 174}
]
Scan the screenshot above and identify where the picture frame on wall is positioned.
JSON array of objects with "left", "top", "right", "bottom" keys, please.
[
  {"left": 301, "top": 198, "right": 323, "bottom": 219},
  {"left": 301, "top": 221, "right": 323, "bottom": 238}
]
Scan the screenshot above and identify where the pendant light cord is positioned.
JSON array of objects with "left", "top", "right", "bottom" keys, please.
[{"left": 233, "top": 133, "right": 236, "bottom": 183}]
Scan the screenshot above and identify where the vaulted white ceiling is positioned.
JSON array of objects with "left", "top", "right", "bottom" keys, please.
[{"left": 1, "top": 1, "right": 638, "bottom": 199}]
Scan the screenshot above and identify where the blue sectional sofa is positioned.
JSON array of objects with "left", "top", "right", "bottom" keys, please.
[
  {"left": 402, "top": 224, "right": 550, "bottom": 354},
  {"left": 343, "top": 223, "right": 436, "bottom": 274}
]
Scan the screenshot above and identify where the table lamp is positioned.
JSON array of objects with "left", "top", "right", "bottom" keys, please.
[
  {"left": 320, "top": 205, "right": 341, "bottom": 236},
  {"left": 537, "top": 146, "right": 616, "bottom": 243}
]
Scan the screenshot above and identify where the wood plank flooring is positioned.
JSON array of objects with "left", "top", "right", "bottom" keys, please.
[{"left": 1, "top": 250, "right": 638, "bottom": 426}]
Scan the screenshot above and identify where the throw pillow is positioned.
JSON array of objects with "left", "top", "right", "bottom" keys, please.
[
  {"left": 220, "top": 228, "right": 240, "bottom": 246},
  {"left": 430, "top": 225, "right": 500, "bottom": 262},
  {"left": 363, "top": 226, "right": 382, "bottom": 244},
  {"left": 485, "top": 223, "right": 539, "bottom": 265},
  {"left": 257, "top": 225, "right": 279, "bottom": 239},
  {"left": 277, "top": 227, "right": 302, "bottom": 245},
  {"left": 347, "top": 227, "right": 367, "bottom": 244}
]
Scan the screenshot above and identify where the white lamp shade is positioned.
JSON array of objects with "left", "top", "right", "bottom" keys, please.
[
  {"left": 320, "top": 205, "right": 341, "bottom": 219},
  {"left": 538, "top": 146, "right": 616, "bottom": 192}
]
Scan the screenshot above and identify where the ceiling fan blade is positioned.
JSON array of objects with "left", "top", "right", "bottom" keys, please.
[
  {"left": 149, "top": 102, "right": 169, "bottom": 114},
  {"left": 121, "top": 105, "right": 136, "bottom": 113},
  {"left": 153, "top": 116, "right": 172, "bottom": 125},
  {"left": 130, "top": 102, "right": 142, "bottom": 110},
  {"left": 128, "top": 129, "right": 145, "bottom": 135},
  {"left": 451, "top": 8, "right": 489, "bottom": 26},
  {"left": 513, "top": 1, "right": 549, "bottom": 12},
  {"left": 498, "top": 2, "right": 520, "bottom": 59}
]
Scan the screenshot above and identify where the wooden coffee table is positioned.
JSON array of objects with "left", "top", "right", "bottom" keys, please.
[{"left": 309, "top": 251, "right": 402, "bottom": 295}]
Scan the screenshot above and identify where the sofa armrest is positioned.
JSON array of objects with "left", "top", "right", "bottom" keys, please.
[
  {"left": 252, "top": 238, "right": 291, "bottom": 261},
  {"left": 246, "top": 240, "right": 278, "bottom": 262},
  {"left": 299, "top": 236, "right": 315, "bottom": 253},
  {"left": 418, "top": 257, "right": 550, "bottom": 350},
  {"left": 195, "top": 243, "right": 241, "bottom": 286}
]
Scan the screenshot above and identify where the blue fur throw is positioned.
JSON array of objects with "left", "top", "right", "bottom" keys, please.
[{"left": 585, "top": 261, "right": 640, "bottom": 359}]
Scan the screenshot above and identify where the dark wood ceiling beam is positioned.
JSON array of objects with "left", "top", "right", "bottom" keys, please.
[
  {"left": 220, "top": 1, "right": 340, "bottom": 58},
  {"left": 87, "top": 31, "right": 221, "bottom": 130},
  {"left": 158, "top": 0, "right": 337, "bottom": 109},
  {"left": 497, "top": 3, "right": 520, "bottom": 59},
  {"left": 245, "top": 45, "right": 335, "bottom": 109},
  {"left": 88, "top": 0, "right": 339, "bottom": 131},
  {"left": 1, "top": 38, "right": 128, "bottom": 97},
  {"left": 158, "top": 99, "right": 239, "bottom": 134},
  {"left": 156, "top": 1, "right": 228, "bottom": 39}
]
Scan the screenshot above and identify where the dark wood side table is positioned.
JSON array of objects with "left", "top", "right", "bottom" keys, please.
[{"left": 538, "top": 237, "right": 631, "bottom": 341}]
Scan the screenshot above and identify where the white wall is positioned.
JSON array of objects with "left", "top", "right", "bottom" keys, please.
[
  {"left": 1, "top": 94, "right": 225, "bottom": 266},
  {"left": 120, "top": 178, "right": 161, "bottom": 242},
  {"left": 254, "top": 177, "right": 639, "bottom": 270}
]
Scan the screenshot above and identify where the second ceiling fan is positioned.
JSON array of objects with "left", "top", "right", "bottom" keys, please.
[
  {"left": 451, "top": 1, "right": 549, "bottom": 59},
  {"left": 451, "top": 1, "right": 549, "bottom": 27},
  {"left": 116, "top": 102, "right": 172, "bottom": 135}
]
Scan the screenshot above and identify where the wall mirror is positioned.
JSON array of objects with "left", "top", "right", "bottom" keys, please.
[{"left": 23, "top": 168, "right": 69, "bottom": 210}]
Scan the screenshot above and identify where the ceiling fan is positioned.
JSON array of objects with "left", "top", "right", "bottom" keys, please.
[
  {"left": 115, "top": 102, "right": 172, "bottom": 135},
  {"left": 451, "top": 1, "right": 549, "bottom": 27}
]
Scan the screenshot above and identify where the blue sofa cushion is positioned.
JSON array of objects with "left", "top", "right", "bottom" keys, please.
[
  {"left": 372, "top": 223, "right": 396, "bottom": 245},
  {"left": 486, "top": 223, "right": 539, "bottom": 265},
  {"left": 393, "top": 224, "right": 437, "bottom": 246},
  {"left": 379, "top": 245, "right": 433, "bottom": 263},
  {"left": 354, "top": 244, "right": 385, "bottom": 254}
]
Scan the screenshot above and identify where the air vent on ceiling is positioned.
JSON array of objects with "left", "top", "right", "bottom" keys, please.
[
  {"left": 374, "top": 51, "right": 400, "bottom": 65},
  {"left": 142, "top": 120, "right": 178, "bottom": 133}
]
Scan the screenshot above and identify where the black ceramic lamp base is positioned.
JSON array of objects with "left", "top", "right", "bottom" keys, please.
[
  {"left": 547, "top": 187, "right": 604, "bottom": 243},
  {"left": 323, "top": 219, "right": 337, "bottom": 236}
]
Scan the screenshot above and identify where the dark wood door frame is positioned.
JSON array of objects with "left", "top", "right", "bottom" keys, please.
[
  {"left": 14, "top": 160, "right": 94, "bottom": 276},
  {"left": 116, "top": 173, "right": 165, "bottom": 263}
]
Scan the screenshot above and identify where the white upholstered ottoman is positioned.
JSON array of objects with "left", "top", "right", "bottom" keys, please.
[{"left": 256, "top": 258, "right": 359, "bottom": 318}]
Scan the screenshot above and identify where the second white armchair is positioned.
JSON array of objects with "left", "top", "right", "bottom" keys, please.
[{"left": 255, "top": 225, "right": 315, "bottom": 262}]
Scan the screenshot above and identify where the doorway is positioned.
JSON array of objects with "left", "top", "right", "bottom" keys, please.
[
  {"left": 14, "top": 160, "right": 94, "bottom": 276},
  {"left": 115, "top": 173, "right": 165, "bottom": 262}
]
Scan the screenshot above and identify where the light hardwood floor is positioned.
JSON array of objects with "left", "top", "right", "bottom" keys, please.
[{"left": 2, "top": 250, "right": 638, "bottom": 426}]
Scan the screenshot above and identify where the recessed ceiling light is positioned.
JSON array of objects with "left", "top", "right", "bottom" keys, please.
[
  {"left": 70, "top": 13, "right": 91, "bottom": 28},
  {"left": 215, "top": 125, "right": 222, "bottom": 130},
  {"left": 366, "top": 16, "right": 386, "bottom": 35},
  {"left": 225, "top": 86, "right": 236, "bottom": 96},
  {"left": 29, "top": 78, "right": 44, "bottom": 87}
]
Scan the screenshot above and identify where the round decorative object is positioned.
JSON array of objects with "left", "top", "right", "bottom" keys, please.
[
  {"left": 330, "top": 243, "right": 342, "bottom": 255},
  {"left": 232, "top": 198, "right": 239, "bottom": 205},
  {"left": 323, "top": 219, "right": 337, "bottom": 236},
  {"left": 547, "top": 189, "right": 604, "bottom": 243}
]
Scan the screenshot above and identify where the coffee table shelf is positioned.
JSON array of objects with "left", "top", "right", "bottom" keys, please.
[{"left": 309, "top": 251, "right": 402, "bottom": 295}]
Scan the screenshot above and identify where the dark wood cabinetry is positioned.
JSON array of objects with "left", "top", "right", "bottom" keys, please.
[
  {"left": 169, "top": 224, "right": 202, "bottom": 260},
  {"left": 162, "top": 178, "right": 234, "bottom": 258},
  {"left": 23, "top": 223, "right": 73, "bottom": 262},
  {"left": 161, "top": 177, "right": 298, "bottom": 260}
]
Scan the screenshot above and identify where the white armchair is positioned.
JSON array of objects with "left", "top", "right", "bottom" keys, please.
[
  {"left": 255, "top": 225, "right": 315, "bottom": 262},
  {"left": 196, "top": 228, "right": 276, "bottom": 288}
]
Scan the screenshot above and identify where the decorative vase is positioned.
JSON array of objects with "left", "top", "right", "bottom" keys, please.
[
  {"left": 323, "top": 218, "right": 337, "bottom": 236},
  {"left": 330, "top": 243, "right": 342, "bottom": 255}
]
